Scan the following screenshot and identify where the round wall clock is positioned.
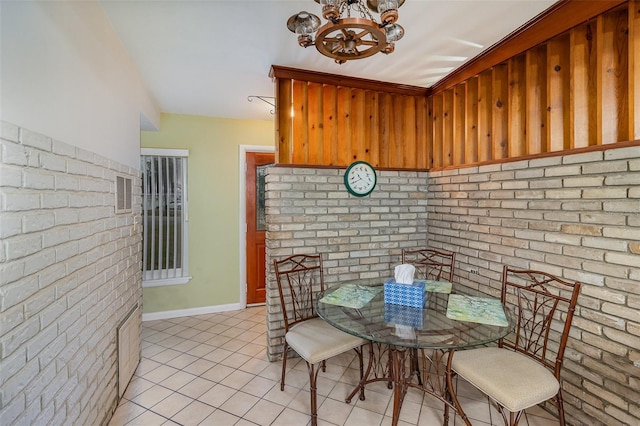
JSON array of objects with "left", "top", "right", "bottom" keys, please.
[{"left": 344, "top": 161, "right": 377, "bottom": 197}]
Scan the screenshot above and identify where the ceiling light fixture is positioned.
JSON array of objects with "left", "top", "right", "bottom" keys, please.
[{"left": 287, "top": 0, "right": 405, "bottom": 64}]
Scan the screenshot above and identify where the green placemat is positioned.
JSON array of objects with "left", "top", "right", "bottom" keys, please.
[
  {"left": 446, "top": 294, "right": 508, "bottom": 326},
  {"left": 320, "top": 284, "right": 383, "bottom": 309},
  {"left": 418, "top": 279, "right": 452, "bottom": 294}
]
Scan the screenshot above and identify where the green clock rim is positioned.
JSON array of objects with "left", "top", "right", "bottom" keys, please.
[{"left": 344, "top": 161, "right": 377, "bottom": 197}]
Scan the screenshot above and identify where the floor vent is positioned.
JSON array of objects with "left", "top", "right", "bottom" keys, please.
[{"left": 117, "top": 304, "right": 141, "bottom": 398}]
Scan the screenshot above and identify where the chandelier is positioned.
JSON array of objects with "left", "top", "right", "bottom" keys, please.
[{"left": 287, "top": 0, "right": 405, "bottom": 64}]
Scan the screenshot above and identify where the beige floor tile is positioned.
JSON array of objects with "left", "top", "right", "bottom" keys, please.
[
  {"left": 171, "top": 400, "right": 216, "bottom": 426},
  {"left": 219, "top": 391, "right": 260, "bottom": 418},
  {"left": 135, "top": 358, "right": 163, "bottom": 376},
  {"left": 183, "top": 358, "right": 216, "bottom": 376},
  {"left": 144, "top": 364, "right": 181, "bottom": 384},
  {"left": 108, "top": 400, "right": 147, "bottom": 425},
  {"left": 199, "top": 409, "right": 242, "bottom": 426},
  {"left": 130, "top": 385, "right": 174, "bottom": 409},
  {"left": 243, "top": 398, "right": 286, "bottom": 425},
  {"left": 235, "top": 419, "right": 260, "bottom": 426},
  {"left": 271, "top": 407, "right": 313, "bottom": 426},
  {"left": 281, "top": 367, "right": 311, "bottom": 390},
  {"left": 287, "top": 388, "right": 326, "bottom": 416},
  {"left": 151, "top": 392, "right": 193, "bottom": 418},
  {"left": 190, "top": 331, "right": 217, "bottom": 343},
  {"left": 158, "top": 336, "right": 188, "bottom": 349},
  {"left": 203, "top": 347, "right": 234, "bottom": 363},
  {"left": 380, "top": 416, "right": 414, "bottom": 426},
  {"left": 220, "top": 328, "right": 245, "bottom": 339},
  {"left": 417, "top": 404, "right": 446, "bottom": 426},
  {"left": 525, "top": 413, "right": 561, "bottom": 426},
  {"left": 239, "top": 357, "right": 271, "bottom": 375},
  {"left": 197, "top": 383, "right": 237, "bottom": 408},
  {"left": 240, "top": 375, "right": 278, "bottom": 398},
  {"left": 178, "top": 376, "right": 216, "bottom": 399},
  {"left": 396, "top": 399, "right": 422, "bottom": 424},
  {"left": 174, "top": 328, "right": 202, "bottom": 341},
  {"left": 144, "top": 331, "right": 172, "bottom": 344},
  {"left": 263, "top": 384, "right": 301, "bottom": 407},
  {"left": 317, "top": 396, "right": 354, "bottom": 425},
  {"left": 142, "top": 344, "right": 166, "bottom": 358},
  {"left": 456, "top": 395, "right": 496, "bottom": 424},
  {"left": 201, "top": 363, "right": 236, "bottom": 383},
  {"left": 221, "top": 338, "right": 248, "bottom": 352},
  {"left": 220, "top": 352, "right": 252, "bottom": 369},
  {"left": 110, "top": 306, "right": 559, "bottom": 426},
  {"left": 206, "top": 334, "right": 232, "bottom": 347},
  {"left": 165, "top": 352, "right": 199, "bottom": 369},
  {"left": 344, "top": 405, "right": 384, "bottom": 426},
  {"left": 160, "top": 370, "right": 198, "bottom": 391},
  {"left": 220, "top": 369, "right": 256, "bottom": 390},
  {"left": 257, "top": 362, "right": 285, "bottom": 382},
  {"left": 237, "top": 342, "right": 266, "bottom": 357},
  {"left": 127, "top": 409, "right": 168, "bottom": 425},
  {"left": 188, "top": 343, "right": 216, "bottom": 358},
  {"left": 526, "top": 404, "right": 558, "bottom": 420},
  {"left": 122, "top": 377, "right": 155, "bottom": 400},
  {"left": 316, "top": 377, "right": 339, "bottom": 397},
  {"left": 355, "top": 388, "right": 391, "bottom": 415}
]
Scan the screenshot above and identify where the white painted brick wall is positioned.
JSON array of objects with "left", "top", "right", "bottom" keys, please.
[
  {"left": 427, "top": 145, "right": 640, "bottom": 426},
  {"left": 0, "top": 122, "right": 142, "bottom": 426},
  {"left": 264, "top": 166, "right": 429, "bottom": 361}
]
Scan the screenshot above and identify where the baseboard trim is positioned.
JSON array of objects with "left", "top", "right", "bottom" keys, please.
[{"left": 142, "top": 302, "right": 244, "bottom": 321}]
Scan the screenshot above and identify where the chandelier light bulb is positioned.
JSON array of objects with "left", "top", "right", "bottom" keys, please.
[
  {"left": 319, "top": 0, "right": 341, "bottom": 21},
  {"left": 377, "top": 0, "right": 399, "bottom": 23},
  {"left": 385, "top": 23, "right": 404, "bottom": 43},
  {"left": 287, "top": 12, "right": 321, "bottom": 35}
]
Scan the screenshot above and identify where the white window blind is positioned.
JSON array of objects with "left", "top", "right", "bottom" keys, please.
[{"left": 140, "top": 149, "right": 190, "bottom": 287}]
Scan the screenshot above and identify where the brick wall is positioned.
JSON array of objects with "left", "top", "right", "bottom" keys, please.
[
  {"left": 427, "top": 146, "right": 640, "bottom": 426},
  {"left": 264, "top": 166, "right": 429, "bottom": 361},
  {"left": 0, "top": 122, "right": 142, "bottom": 425}
]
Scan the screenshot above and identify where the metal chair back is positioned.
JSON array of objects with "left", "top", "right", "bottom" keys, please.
[
  {"left": 274, "top": 254, "right": 325, "bottom": 332},
  {"left": 402, "top": 248, "right": 456, "bottom": 282},
  {"left": 499, "top": 266, "right": 581, "bottom": 379}
]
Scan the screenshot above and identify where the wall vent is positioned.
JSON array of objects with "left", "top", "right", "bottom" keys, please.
[
  {"left": 117, "top": 304, "right": 140, "bottom": 398},
  {"left": 115, "top": 175, "right": 133, "bottom": 214}
]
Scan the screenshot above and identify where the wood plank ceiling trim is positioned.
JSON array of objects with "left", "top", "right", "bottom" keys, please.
[
  {"left": 430, "top": 0, "right": 628, "bottom": 95},
  {"left": 270, "top": 65, "right": 430, "bottom": 97}
]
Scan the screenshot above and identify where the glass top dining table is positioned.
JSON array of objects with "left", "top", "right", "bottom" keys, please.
[{"left": 315, "top": 277, "right": 515, "bottom": 426}]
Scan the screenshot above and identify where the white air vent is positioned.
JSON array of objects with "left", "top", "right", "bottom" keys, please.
[
  {"left": 115, "top": 175, "right": 132, "bottom": 214},
  {"left": 117, "top": 304, "right": 140, "bottom": 398}
]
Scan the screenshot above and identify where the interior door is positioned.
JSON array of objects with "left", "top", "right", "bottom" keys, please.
[{"left": 245, "top": 151, "right": 274, "bottom": 305}]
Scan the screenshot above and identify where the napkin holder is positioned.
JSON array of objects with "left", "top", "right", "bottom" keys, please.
[
  {"left": 384, "top": 303, "right": 424, "bottom": 328},
  {"left": 383, "top": 278, "right": 426, "bottom": 308}
]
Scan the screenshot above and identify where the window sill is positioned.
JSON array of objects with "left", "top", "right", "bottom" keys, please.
[{"left": 142, "top": 276, "right": 192, "bottom": 288}]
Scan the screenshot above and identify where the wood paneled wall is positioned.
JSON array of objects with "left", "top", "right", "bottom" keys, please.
[
  {"left": 271, "top": 66, "right": 430, "bottom": 169},
  {"left": 271, "top": 0, "right": 639, "bottom": 170}
]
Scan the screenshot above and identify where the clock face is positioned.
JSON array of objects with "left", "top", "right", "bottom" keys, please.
[{"left": 344, "top": 161, "right": 377, "bottom": 197}]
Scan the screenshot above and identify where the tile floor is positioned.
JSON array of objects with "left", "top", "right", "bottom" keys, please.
[{"left": 109, "top": 306, "right": 558, "bottom": 426}]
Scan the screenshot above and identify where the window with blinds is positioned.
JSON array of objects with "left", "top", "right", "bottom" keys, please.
[{"left": 140, "top": 149, "right": 190, "bottom": 287}]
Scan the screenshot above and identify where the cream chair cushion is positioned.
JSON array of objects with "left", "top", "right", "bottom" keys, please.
[
  {"left": 452, "top": 347, "right": 559, "bottom": 413},
  {"left": 286, "top": 318, "right": 366, "bottom": 365}
]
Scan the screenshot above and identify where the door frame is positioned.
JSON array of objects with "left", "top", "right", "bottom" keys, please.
[{"left": 238, "top": 145, "right": 275, "bottom": 308}]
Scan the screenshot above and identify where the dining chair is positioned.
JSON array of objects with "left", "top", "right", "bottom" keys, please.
[
  {"left": 274, "top": 253, "right": 367, "bottom": 426},
  {"left": 401, "top": 248, "right": 456, "bottom": 282},
  {"left": 450, "top": 266, "right": 581, "bottom": 426}
]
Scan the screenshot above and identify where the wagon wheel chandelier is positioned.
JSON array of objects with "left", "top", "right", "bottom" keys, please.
[{"left": 287, "top": 0, "right": 405, "bottom": 64}]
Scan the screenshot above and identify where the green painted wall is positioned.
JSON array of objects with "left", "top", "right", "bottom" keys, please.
[{"left": 141, "top": 113, "right": 274, "bottom": 313}]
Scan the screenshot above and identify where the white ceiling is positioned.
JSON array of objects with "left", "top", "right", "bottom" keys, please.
[{"left": 100, "top": 0, "right": 557, "bottom": 123}]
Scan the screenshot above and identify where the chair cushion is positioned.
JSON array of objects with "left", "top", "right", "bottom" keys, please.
[
  {"left": 451, "top": 347, "right": 559, "bottom": 413},
  {"left": 286, "top": 318, "right": 366, "bottom": 365}
]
